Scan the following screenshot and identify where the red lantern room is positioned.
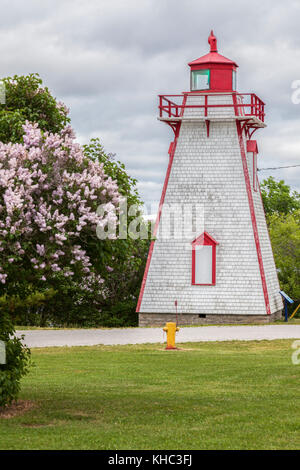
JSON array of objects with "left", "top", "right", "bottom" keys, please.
[{"left": 188, "top": 30, "right": 238, "bottom": 92}]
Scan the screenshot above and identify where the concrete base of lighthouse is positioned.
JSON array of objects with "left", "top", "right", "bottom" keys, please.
[{"left": 139, "top": 310, "right": 283, "bottom": 327}]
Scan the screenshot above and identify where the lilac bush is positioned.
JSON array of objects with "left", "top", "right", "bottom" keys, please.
[
  {"left": 0, "top": 121, "right": 122, "bottom": 296},
  {"left": 0, "top": 73, "right": 70, "bottom": 144}
]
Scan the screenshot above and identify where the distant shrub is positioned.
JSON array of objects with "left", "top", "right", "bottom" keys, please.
[{"left": 8, "top": 288, "right": 138, "bottom": 328}]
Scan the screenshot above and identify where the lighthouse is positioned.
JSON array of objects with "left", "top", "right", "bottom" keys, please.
[{"left": 137, "top": 32, "right": 283, "bottom": 325}]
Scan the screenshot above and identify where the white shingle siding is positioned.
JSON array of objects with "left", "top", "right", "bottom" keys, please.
[
  {"left": 183, "top": 94, "right": 237, "bottom": 118},
  {"left": 140, "top": 96, "right": 282, "bottom": 316}
]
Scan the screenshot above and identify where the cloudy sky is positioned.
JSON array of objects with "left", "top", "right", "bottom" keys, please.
[{"left": 1, "top": 0, "right": 299, "bottom": 210}]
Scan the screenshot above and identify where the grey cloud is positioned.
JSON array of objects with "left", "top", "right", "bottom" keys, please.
[{"left": 0, "top": 0, "right": 299, "bottom": 204}]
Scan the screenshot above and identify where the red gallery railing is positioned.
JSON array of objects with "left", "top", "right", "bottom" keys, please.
[{"left": 158, "top": 93, "right": 265, "bottom": 123}]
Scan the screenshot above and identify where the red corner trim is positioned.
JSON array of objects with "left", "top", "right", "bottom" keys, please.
[
  {"left": 236, "top": 120, "right": 271, "bottom": 315},
  {"left": 257, "top": 177, "right": 282, "bottom": 308},
  {"left": 232, "top": 93, "right": 239, "bottom": 117},
  {"left": 136, "top": 96, "right": 187, "bottom": 312}
]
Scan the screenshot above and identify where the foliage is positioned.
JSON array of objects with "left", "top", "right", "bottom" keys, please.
[
  {"left": 0, "top": 133, "right": 149, "bottom": 327},
  {"left": 0, "top": 75, "right": 150, "bottom": 327},
  {"left": 268, "top": 210, "right": 300, "bottom": 306},
  {"left": 261, "top": 177, "right": 300, "bottom": 312},
  {"left": 83, "top": 138, "right": 150, "bottom": 327},
  {"left": 0, "top": 73, "right": 70, "bottom": 144},
  {"left": 261, "top": 176, "right": 300, "bottom": 218},
  {"left": 9, "top": 139, "right": 150, "bottom": 328},
  {"left": 83, "top": 139, "right": 140, "bottom": 206},
  {"left": 0, "top": 121, "right": 122, "bottom": 306},
  {"left": 0, "top": 311, "right": 31, "bottom": 407},
  {"left": 8, "top": 284, "right": 141, "bottom": 328},
  {"left": 0, "top": 289, "right": 56, "bottom": 327}
]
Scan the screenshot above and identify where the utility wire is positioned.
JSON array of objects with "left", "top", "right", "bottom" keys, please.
[{"left": 258, "top": 164, "right": 300, "bottom": 171}]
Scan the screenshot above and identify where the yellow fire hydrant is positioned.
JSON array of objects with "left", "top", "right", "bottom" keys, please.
[{"left": 163, "top": 322, "right": 179, "bottom": 350}]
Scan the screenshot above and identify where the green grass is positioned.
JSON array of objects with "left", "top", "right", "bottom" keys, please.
[{"left": 0, "top": 340, "right": 299, "bottom": 450}]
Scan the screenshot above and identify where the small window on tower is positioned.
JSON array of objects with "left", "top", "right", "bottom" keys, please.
[
  {"left": 247, "top": 141, "right": 259, "bottom": 192},
  {"left": 253, "top": 152, "right": 258, "bottom": 192},
  {"left": 191, "top": 70, "right": 210, "bottom": 91},
  {"left": 191, "top": 232, "right": 218, "bottom": 286}
]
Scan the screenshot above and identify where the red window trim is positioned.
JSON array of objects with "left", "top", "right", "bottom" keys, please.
[{"left": 191, "top": 232, "right": 219, "bottom": 286}]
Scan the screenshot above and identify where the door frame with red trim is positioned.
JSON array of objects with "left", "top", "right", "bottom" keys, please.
[{"left": 191, "top": 232, "right": 219, "bottom": 286}]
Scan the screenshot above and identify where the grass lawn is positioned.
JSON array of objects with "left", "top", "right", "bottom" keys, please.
[{"left": 0, "top": 340, "right": 299, "bottom": 450}]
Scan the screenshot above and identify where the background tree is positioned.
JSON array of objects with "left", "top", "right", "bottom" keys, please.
[
  {"left": 261, "top": 176, "right": 300, "bottom": 218},
  {"left": 268, "top": 210, "right": 300, "bottom": 303},
  {"left": 0, "top": 121, "right": 122, "bottom": 326},
  {"left": 0, "top": 73, "right": 70, "bottom": 144},
  {"left": 261, "top": 177, "right": 300, "bottom": 315},
  {"left": 83, "top": 139, "right": 150, "bottom": 326},
  {"left": 0, "top": 75, "right": 149, "bottom": 327}
]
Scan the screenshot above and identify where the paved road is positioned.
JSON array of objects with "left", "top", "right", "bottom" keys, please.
[{"left": 16, "top": 324, "right": 300, "bottom": 348}]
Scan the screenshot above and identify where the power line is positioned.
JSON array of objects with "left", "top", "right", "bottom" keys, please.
[{"left": 258, "top": 164, "right": 300, "bottom": 171}]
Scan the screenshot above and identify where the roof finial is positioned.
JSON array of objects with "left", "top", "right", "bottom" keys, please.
[{"left": 208, "top": 30, "right": 218, "bottom": 53}]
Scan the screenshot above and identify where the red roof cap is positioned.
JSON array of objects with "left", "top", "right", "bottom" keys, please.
[{"left": 188, "top": 31, "right": 238, "bottom": 68}]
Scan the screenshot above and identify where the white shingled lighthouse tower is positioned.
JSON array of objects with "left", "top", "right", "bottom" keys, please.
[{"left": 137, "top": 32, "right": 283, "bottom": 326}]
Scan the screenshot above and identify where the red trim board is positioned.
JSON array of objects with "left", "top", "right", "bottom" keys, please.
[{"left": 258, "top": 175, "right": 283, "bottom": 310}]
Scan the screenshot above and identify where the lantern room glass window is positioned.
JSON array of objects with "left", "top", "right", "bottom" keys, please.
[
  {"left": 232, "top": 70, "right": 237, "bottom": 90},
  {"left": 191, "top": 69, "right": 210, "bottom": 91}
]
